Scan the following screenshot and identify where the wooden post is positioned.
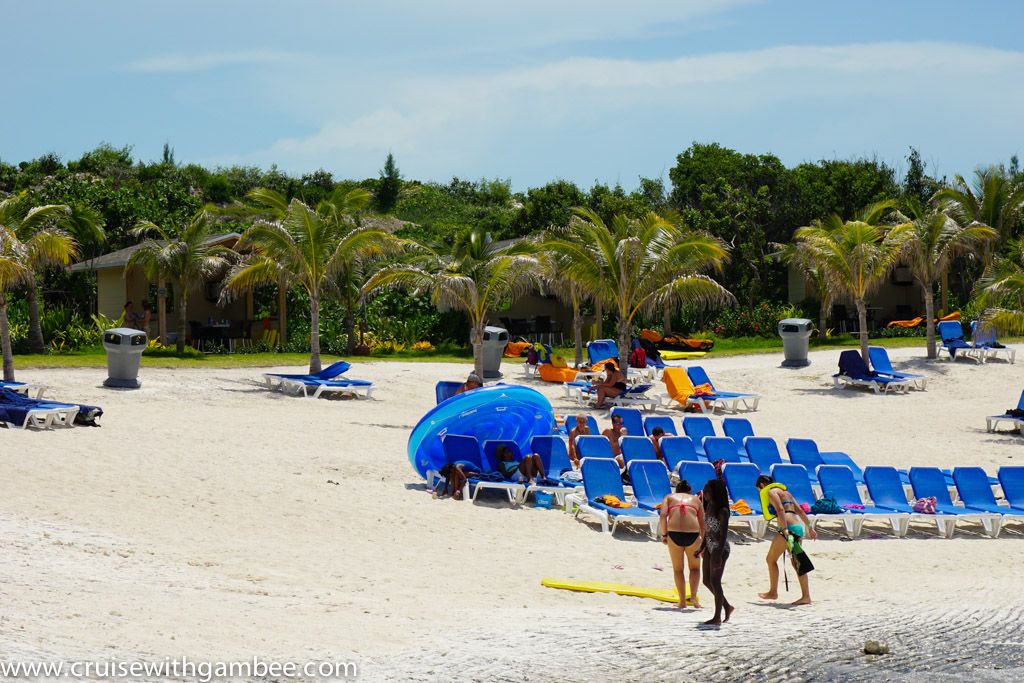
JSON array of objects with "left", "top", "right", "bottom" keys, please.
[
  {"left": 277, "top": 280, "right": 287, "bottom": 344},
  {"left": 157, "top": 276, "right": 168, "bottom": 345}
]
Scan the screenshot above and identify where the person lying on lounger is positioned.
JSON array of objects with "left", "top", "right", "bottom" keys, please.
[
  {"left": 593, "top": 362, "right": 627, "bottom": 409},
  {"left": 437, "top": 462, "right": 479, "bottom": 500},
  {"left": 567, "top": 415, "right": 590, "bottom": 466},
  {"left": 494, "top": 444, "right": 546, "bottom": 483}
]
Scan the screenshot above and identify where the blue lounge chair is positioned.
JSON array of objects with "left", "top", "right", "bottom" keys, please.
[
  {"left": 263, "top": 360, "right": 373, "bottom": 399},
  {"left": 998, "top": 466, "right": 1024, "bottom": 511},
  {"left": 986, "top": 390, "right": 1024, "bottom": 434},
  {"left": 627, "top": 460, "right": 672, "bottom": 511},
  {"left": 703, "top": 436, "right": 746, "bottom": 464},
  {"left": 435, "top": 381, "right": 463, "bottom": 404},
  {"left": 938, "top": 320, "right": 982, "bottom": 362},
  {"left": 818, "top": 451, "right": 865, "bottom": 485},
  {"left": 678, "top": 461, "right": 716, "bottom": 496},
  {"left": 971, "top": 321, "right": 1016, "bottom": 364},
  {"left": 833, "top": 350, "right": 910, "bottom": 394},
  {"left": 868, "top": 347, "right": 928, "bottom": 390},
  {"left": 721, "top": 463, "right": 769, "bottom": 536},
  {"left": 0, "top": 388, "right": 102, "bottom": 429},
  {"left": 576, "top": 383, "right": 659, "bottom": 411},
  {"left": 576, "top": 457, "right": 657, "bottom": 535},
  {"left": 643, "top": 415, "right": 677, "bottom": 436},
  {"left": 564, "top": 414, "right": 601, "bottom": 436},
  {"left": 954, "top": 468, "right": 1024, "bottom": 530},
  {"left": 524, "top": 436, "right": 581, "bottom": 505},
  {"left": 817, "top": 465, "right": 909, "bottom": 537},
  {"left": 610, "top": 407, "right": 645, "bottom": 437},
  {"left": 786, "top": 439, "right": 826, "bottom": 484},
  {"left": 745, "top": 437, "right": 784, "bottom": 473},
  {"left": 769, "top": 464, "right": 818, "bottom": 510},
  {"left": 436, "top": 434, "right": 524, "bottom": 505},
  {"left": 722, "top": 417, "right": 754, "bottom": 447},
  {"left": 682, "top": 416, "right": 716, "bottom": 456},
  {"left": 0, "top": 380, "right": 47, "bottom": 399},
  {"left": 660, "top": 436, "right": 702, "bottom": 472},
  {"left": 587, "top": 339, "right": 619, "bottom": 366},
  {"left": 864, "top": 466, "right": 958, "bottom": 538},
  {"left": 909, "top": 467, "right": 1001, "bottom": 537},
  {"left": 687, "top": 366, "right": 760, "bottom": 411},
  {"left": 620, "top": 436, "right": 658, "bottom": 468},
  {"left": 576, "top": 435, "right": 617, "bottom": 460}
]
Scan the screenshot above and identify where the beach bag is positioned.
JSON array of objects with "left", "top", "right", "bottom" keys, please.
[
  {"left": 629, "top": 346, "right": 647, "bottom": 368},
  {"left": 912, "top": 496, "right": 937, "bottom": 514},
  {"left": 811, "top": 496, "right": 843, "bottom": 514}
]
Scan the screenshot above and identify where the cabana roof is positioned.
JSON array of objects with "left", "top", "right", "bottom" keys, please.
[{"left": 69, "top": 233, "right": 241, "bottom": 273}]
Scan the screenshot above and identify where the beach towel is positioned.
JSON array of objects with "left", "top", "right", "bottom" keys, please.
[
  {"left": 729, "top": 499, "right": 752, "bottom": 515},
  {"left": 811, "top": 497, "right": 843, "bottom": 514},
  {"left": 596, "top": 495, "right": 634, "bottom": 509},
  {"left": 912, "top": 496, "right": 937, "bottom": 514}
]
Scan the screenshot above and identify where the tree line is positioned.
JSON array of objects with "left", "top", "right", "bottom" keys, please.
[{"left": 1, "top": 143, "right": 1023, "bottom": 378}]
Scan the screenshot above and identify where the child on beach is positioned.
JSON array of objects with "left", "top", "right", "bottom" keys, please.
[{"left": 567, "top": 415, "right": 590, "bottom": 465}]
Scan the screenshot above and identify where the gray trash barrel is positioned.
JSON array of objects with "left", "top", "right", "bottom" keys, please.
[
  {"left": 480, "top": 326, "right": 509, "bottom": 380},
  {"left": 102, "top": 327, "right": 147, "bottom": 388},
  {"left": 778, "top": 318, "right": 814, "bottom": 367}
]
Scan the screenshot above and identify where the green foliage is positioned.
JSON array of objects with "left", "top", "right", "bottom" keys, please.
[{"left": 705, "top": 301, "right": 794, "bottom": 338}]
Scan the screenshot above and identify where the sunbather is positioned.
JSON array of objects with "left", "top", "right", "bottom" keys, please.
[
  {"left": 697, "top": 478, "right": 733, "bottom": 624},
  {"left": 494, "top": 444, "right": 545, "bottom": 483},
  {"left": 756, "top": 474, "right": 816, "bottom": 606},
  {"left": 567, "top": 415, "right": 590, "bottom": 465},
  {"left": 650, "top": 427, "right": 667, "bottom": 462},
  {"left": 436, "top": 462, "right": 479, "bottom": 500},
  {"left": 602, "top": 413, "right": 629, "bottom": 467},
  {"left": 593, "top": 362, "right": 627, "bottom": 409},
  {"left": 659, "top": 479, "right": 704, "bottom": 609},
  {"left": 456, "top": 373, "right": 483, "bottom": 394}
]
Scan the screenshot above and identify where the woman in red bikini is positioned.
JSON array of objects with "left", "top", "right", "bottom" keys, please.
[{"left": 658, "top": 479, "right": 704, "bottom": 609}]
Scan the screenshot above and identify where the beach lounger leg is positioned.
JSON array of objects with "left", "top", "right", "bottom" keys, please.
[
  {"left": 936, "top": 518, "right": 956, "bottom": 539},
  {"left": 890, "top": 515, "right": 909, "bottom": 538},
  {"left": 980, "top": 516, "right": 1002, "bottom": 539},
  {"left": 842, "top": 516, "right": 863, "bottom": 538},
  {"left": 749, "top": 518, "right": 768, "bottom": 538}
]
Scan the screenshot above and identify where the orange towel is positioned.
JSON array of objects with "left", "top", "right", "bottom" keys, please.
[
  {"left": 730, "top": 499, "right": 752, "bottom": 515},
  {"left": 597, "top": 495, "right": 634, "bottom": 509},
  {"left": 505, "top": 341, "right": 532, "bottom": 357}
]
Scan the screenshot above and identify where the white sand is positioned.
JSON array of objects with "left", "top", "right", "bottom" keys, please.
[{"left": 2, "top": 347, "right": 1024, "bottom": 681}]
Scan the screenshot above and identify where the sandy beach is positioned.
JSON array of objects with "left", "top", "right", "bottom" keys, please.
[{"left": 2, "top": 347, "right": 1024, "bottom": 681}]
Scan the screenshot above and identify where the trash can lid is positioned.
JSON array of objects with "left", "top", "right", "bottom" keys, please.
[{"left": 778, "top": 318, "right": 813, "bottom": 325}]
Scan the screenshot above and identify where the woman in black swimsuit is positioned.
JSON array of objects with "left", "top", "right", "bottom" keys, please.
[
  {"left": 594, "top": 361, "right": 627, "bottom": 409},
  {"left": 697, "top": 478, "right": 733, "bottom": 625},
  {"left": 659, "top": 479, "right": 704, "bottom": 609}
]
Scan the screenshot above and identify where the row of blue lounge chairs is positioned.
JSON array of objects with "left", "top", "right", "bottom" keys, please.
[
  {"left": 833, "top": 347, "right": 927, "bottom": 394},
  {"left": 938, "top": 320, "right": 1016, "bottom": 364}
]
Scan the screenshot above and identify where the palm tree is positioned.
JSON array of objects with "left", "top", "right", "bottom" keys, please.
[
  {"left": 891, "top": 201, "right": 996, "bottom": 358},
  {"left": 364, "top": 229, "right": 539, "bottom": 380},
  {"left": 793, "top": 200, "right": 907, "bottom": 361},
  {"left": 0, "top": 225, "right": 77, "bottom": 380},
  {"left": 974, "top": 238, "right": 1024, "bottom": 335},
  {"left": 545, "top": 208, "right": 732, "bottom": 370},
  {"left": 776, "top": 240, "right": 832, "bottom": 337},
  {"left": 128, "top": 210, "right": 235, "bottom": 354},
  {"left": 223, "top": 188, "right": 399, "bottom": 373},
  {"left": 0, "top": 194, "right": 104, "bottom": 354},
  {"left": 934, "top": 168, "right": 1024, "bottom": 310},
  {"left": 537, "top": 251, "right": 588, "bottom": 366}
]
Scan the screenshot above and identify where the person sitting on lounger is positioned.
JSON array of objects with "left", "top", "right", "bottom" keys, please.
[
  {"left": 437, "top": 462, "right": 480, "bottom": 500},
  {"left": 659, "top": 478, "right": 704, "bottom": 610},
  {"left": 567, "top": 415, "right": 590, "bottom": 466},
  {"left": 494, "top": 444, "right": 545, "bottom": 483},
  {"left": 602, "top": 413, "right": 629, "bottom": 467},
  {"left": 650, "top": 427, "right": 667, "bottom": 462},
  {"left": 593, "top": 362, "right": 627, "bottom": 409},
  {"left": 456, "top": 373, "right": 483, "bottom": 394},
  {"left": 756, "top": 474, "right": 816, "bottom": 606}
]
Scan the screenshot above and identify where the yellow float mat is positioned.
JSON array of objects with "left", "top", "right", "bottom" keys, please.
[
  {"left": 659, "top": 350, "right": 707, "bottom": 360},
  {"left": 541, "top": 578, "right": 691, "bottom": 604}
]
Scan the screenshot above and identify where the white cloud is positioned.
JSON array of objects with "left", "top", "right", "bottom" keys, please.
[{"left": 125, "top": 50, "right": 304, "bottom": 74}]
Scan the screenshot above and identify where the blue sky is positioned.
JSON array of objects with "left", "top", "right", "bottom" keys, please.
[{"left": 5, "top": 1, "right": 1024, "bottom": 189}]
